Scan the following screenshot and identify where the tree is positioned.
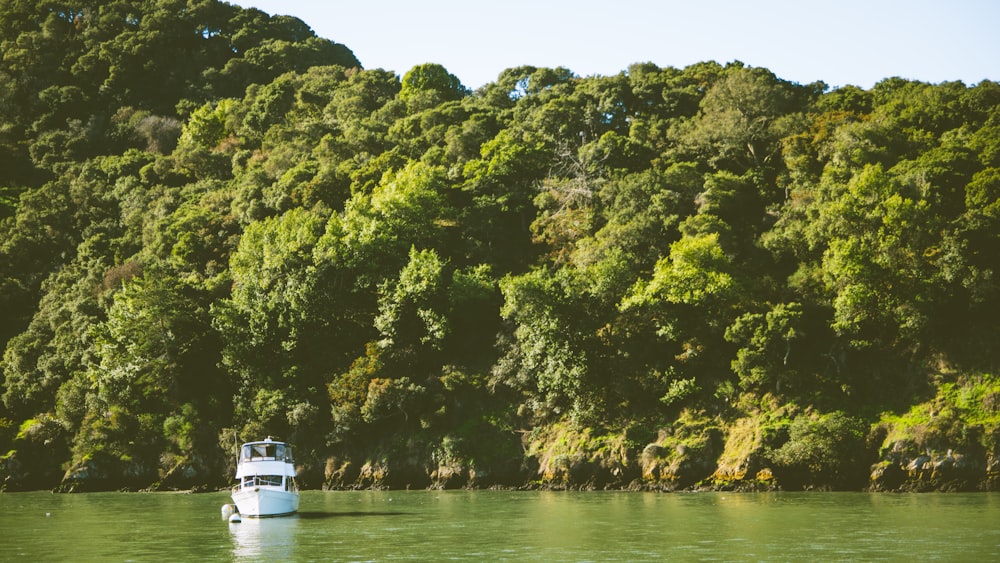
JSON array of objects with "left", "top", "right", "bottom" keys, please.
[
  {"left": 725, "top": 302, "right": 804, "bottom": 394},
  {"left": 624, "top": 232, "right": 739, "bottom": 310},
  {"left": 400, "top": 63, "right": 468, "bottom": 111},
  {"left": 770, "top": 411, "right": 869, "bottom": 489},
  {"left": 497, "top": 267, "right": 597, "bottom": 422},
  {"left": 4, "top": 6, "right": 1000, "bottom": 492},
  {"left": 819, "top": 165, "right": 943, "bottom": 350},
  {"left": 619, "top": 232, "right": 744, "bottom": 405},
  {"left": 374, "top": 247, "right": 450, "bottom": 359},
  {"left": 213, "top": 207, "right": 326, "bottom": 436},
  {"left": 681, "top": 65, "right": 808, "bottom": 174},
  {"left": 460, "top": 128, "right": 549, "bottom": 270},
  {"left": 91, "top": 270, "right": 223, "bottom": 415}
]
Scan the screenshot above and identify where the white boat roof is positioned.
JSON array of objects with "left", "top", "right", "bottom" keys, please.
[
  {"left": 236, "top": 438, "right": 296, "bottom": 478},
  {"left": 241, "top": 436, "right": 289, "bottom": 447}
]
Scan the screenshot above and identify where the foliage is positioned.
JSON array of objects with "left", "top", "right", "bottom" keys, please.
[
  {"left": 2, "top": 0, "right": 999, "bottom": 490},
  {"left": 877, "top": 374, "right": 1000, "bottom": 456},
  {"left": 769, "top": 411, "right": 870, "bottom": 489}
]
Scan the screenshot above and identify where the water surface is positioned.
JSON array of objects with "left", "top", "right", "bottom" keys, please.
[{"left": 1, "top": 490, "right": 997, "bottom": 561}]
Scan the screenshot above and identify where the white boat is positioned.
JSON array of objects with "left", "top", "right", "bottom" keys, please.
[{"left": 231, "top": 437, "right": 300, "bottom": 518}]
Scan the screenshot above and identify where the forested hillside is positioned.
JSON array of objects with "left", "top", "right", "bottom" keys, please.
[{"left": 3, "top": 0, "right": 999, "bottom": 493}]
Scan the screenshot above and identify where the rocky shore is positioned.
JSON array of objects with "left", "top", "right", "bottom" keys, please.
[{"left": 4, "top": 414, "right": 996, "bottom": 494}]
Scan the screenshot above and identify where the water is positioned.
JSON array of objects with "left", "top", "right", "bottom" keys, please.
[{"left": 1, "top": 490, "right": 998, "bottom": 561}]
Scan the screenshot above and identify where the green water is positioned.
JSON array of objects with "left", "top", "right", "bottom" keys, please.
[{"left": 1, "top": 490, "right": 997, "bottom": 561}]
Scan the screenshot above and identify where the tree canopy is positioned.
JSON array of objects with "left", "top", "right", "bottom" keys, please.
[{"left": 2, "top": 0, "right": 999, "bottom": 492}]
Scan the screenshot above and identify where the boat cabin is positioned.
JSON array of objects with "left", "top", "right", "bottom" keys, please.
[{"left": 240, "top": 439, "right": 293, "bottom": 463}]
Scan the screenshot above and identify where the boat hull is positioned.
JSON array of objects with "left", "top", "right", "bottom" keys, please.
[{"left": 231, "top": 486, "right": 300, "bottom": 518}]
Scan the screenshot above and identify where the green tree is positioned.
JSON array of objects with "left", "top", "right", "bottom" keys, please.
[
  {"left": 213, "top": 207, "right": 326, "bottom": 437},
  {"left": 770, "top": 411, "right": 869, "bottom": 489},
  {"left": 375, "top": 247, "right": 450, "bottom": 359},
  {"left": 819, "top": 165, "right": 943, "bottom": 349},
  {"left": 400, "top": 63, "right": 468, "bottom": 111},
  {"left": 460, "top": 128, "right": 549, "bottom": 270},
  {"left": 91, "top": 270, "right": 223, "bottom": 415},
  {"left": 725, "top": 302, "right": 804, "bottom": 394},
  {"left": 497, "top": 267, "right": 597, "bottom": 422},
  {"left": 681, "top": 65, "right": 810, "bottom": 175},
  {"left": 624, "top": 232, "right": 739, "bottom": 310}
]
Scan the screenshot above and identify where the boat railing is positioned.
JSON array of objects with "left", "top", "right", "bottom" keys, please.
[{"left": 234, "top": 475, "right": 284, "bottom": 491}]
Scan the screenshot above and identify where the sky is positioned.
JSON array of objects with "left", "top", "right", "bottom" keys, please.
[{"left": 231, "top": 0, "right": 999, "bottom": 91}]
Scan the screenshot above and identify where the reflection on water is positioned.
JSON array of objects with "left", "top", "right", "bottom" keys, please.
[{"left": 229, "top": 515, "right": 300, "bottom": 561}]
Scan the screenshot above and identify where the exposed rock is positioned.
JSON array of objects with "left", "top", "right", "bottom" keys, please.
[
  {"left": 707, "top": 414, "right": 781, "bottom": 491},
  {"left": 429, "top": 463, "right": 466, "bottom": 489},
  {"left": 870, "top": 439, "right": 996, "bottom": 492},
  {"left": 154, "top": 453, "right": 224, "bottom": 491},
  {"left": 355, "top": 460, "right": 391, "bottom": 489},
  {"left": 323, "top": 457, "right": 360, "bottom": 489},
  {"left": 639, "top": 415, "right": 723, "bottom": 491},
  {"left": 1, "top": 451, "right": 63, "bottom": 492},
  {"left": 56, "top": 451, "right": 157, "bottom": 493},
  {"left": 0, "top": 416, "right": 70, "bottom": 491},
  {"left": 524, "top": 423, "right": 641, "bottom": 490}
]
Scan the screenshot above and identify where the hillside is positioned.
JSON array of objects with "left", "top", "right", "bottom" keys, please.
[{"left": 2, "top": 0, "right": 999, "bottom": 492}]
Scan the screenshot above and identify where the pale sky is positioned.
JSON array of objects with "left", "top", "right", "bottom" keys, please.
[{"left": 231, "top": 0, "right": 998, "bottom": 91}]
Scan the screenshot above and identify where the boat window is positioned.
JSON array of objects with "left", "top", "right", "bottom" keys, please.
[
  {"left": 245, "top": 443, "right": 277, "bottom": 459},
  {"left": 240, "top": 441, "right": 293, "bottom": 461},
  {"left": 240, "top": 475, "right": 284, "bottom": 487}
]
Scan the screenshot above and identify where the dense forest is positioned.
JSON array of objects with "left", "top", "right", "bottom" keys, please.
[{"left": 2, "top": 0, "right": 999, "bottom": 493}]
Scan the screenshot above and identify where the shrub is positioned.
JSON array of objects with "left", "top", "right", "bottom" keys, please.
[{"left": 770, "top": 411, "right": 870, "bottom": 489}]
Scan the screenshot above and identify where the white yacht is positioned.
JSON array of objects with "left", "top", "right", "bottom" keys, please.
[{"left": 231, "top": 437, "right": 300, "bottom": 517}]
